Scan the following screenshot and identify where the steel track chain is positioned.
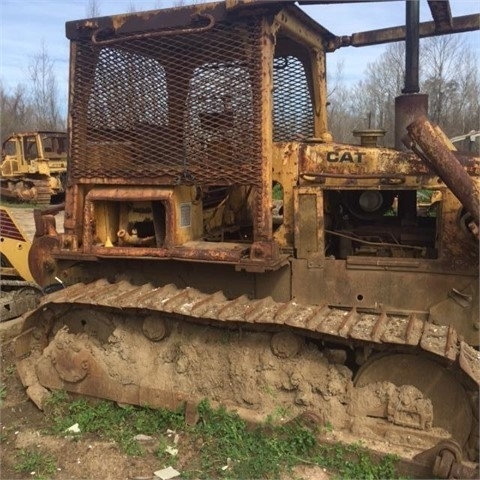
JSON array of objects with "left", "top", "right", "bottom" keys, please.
[{"left": 33, "top": 278, "right": 480, "bottom": 385}]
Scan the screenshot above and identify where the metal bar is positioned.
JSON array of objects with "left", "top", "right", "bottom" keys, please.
[
  {"left": 427, "top": 0, "right": 453, "bottom": 32},
  {"left": 406, "top": 116, "right": 480, "bottom": 225},
  {"left": 403, "top": 0, "right": 420, "bottom": 94},
  {"left": 91, "top": 13, "right": 215, "bottom": 46},
  {"left": 329, "top": 14, "right": 479, "bottom": 50}
]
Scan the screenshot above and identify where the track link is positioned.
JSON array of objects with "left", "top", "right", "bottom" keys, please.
[{"left": 29, "top": 178, "right": 52, "bottom": 205}]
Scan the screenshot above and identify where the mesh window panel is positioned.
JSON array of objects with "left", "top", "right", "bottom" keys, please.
[
  {"left": 70, "top": 20, "right": 263, "bottom": 186},
  {"left": 273, "top": 56, "right": 314, "bottom": 142}
]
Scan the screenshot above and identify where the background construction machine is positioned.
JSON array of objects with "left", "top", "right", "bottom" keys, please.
[
  {"left": 1, "top": 131, "right": 67, "bottom": 205},
  {"left": 14, "top": 1, "right": 479, "bottom": 477},
  {"left": 0, "top": 207, "right": 42, "bottom": 321}
]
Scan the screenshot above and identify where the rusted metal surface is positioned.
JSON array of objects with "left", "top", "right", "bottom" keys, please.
[
  {"left": 395, "top": 93, "right": 428, "bottom": 150},
  {"left": 413, "top": 440, "right": 479, "bottom": 479},
  {"left": 330, "top": 14, "right": 479, "bottom": 50},
  {"left": 91, "top": 13, "right": 216, "bottom": 46},
  {"left": 407, "top": 116, "right": 480, "bottom": 225},
  {"left": 403, "top": 0, "right": 420, "bottom": 94},
  {"left": 299, "top": 141, "right": 433, "bottom": 180},
  {"left": 427, "top": 0, "right": 453, "bottom": 32},
  {"left": 28, "top": 235, "right": 61, "bottom": 288},
  {"left": 66, "top": 3, "right": 230, "bottom": 40}
]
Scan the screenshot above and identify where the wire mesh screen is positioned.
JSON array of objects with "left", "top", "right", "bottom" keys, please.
[
  {"left": 273, "top": 56, "right": 314, "bottom": 142},
  {"left": 70, "top": 20, "right": 264, "bottom": 186}
]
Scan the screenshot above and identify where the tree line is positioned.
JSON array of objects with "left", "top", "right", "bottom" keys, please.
[
  {"left": 1, "top": 42, "right": 64, "bottom": 138},
  {"left": 328, "top": 35, "right": 479, "bottom": 148},
  {"left": 1, "top": 30, "right": 478, "bottom": 149}
]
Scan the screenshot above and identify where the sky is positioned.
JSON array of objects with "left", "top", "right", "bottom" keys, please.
[{"left": 0, "top": 0, "right": 478, "bottom": 110}]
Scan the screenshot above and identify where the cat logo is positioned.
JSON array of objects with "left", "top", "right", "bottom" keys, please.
[{"left": 327, "top": 151, "right": 365, "bottom": 163}]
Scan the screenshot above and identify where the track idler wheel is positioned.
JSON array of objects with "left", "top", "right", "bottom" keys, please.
[{"left": 354, "top": 353, "right": 474, "bottom": 456}]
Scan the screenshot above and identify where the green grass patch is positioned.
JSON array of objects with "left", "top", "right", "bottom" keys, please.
[
  {"left": 43, "top": 392, "right": 404, "bottom": 479},
  {"left": 14, "top": 449, "right": 56, "bottom": 479},
  {"left": 193, "top": 400, "right": 317, "bottom": 479},
  {"left": 44, "top": 391, "right": 185, "bottom": 455},
  {"left": 314, "top": 442, "right": 401, "bottom": 480}
]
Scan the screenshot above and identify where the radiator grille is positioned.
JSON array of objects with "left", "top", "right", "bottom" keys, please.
[
  {"left": 0, "top": 209, "right": 24, "bottom": 242},
  {"left": 71, "top": 20, "right": 264, "bottom": 186}
]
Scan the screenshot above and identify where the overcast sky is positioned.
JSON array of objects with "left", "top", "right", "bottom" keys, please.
[{"left": 0, "top": 0, "right": 478, "bottom": 109}]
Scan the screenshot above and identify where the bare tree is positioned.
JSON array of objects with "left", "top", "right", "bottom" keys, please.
[
  {"left": 28, "top": 42, "right": 63, "bottom": 130},
  {"left": 86, "top": 0, "right": 101, "bottom": 17},
  {"left": 327, "top": 61, "right": 358, "bottom": 143},
  {"left": 0, "top": 82, "right": 36, "bottom": 139},
  {"left": 422, "top": 35, "right": 479, "bottom": 136},
  {"left": 331, "top": 34, "right": 479, "bottom": 145}
]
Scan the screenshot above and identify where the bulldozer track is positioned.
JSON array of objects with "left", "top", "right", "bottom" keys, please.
[
  {"left": 15, "top": 278, "right": 480, "bottom": 476},
  {"left": 26, "top": 278, "right": 480, "bottom": 386},
  {"left": 29, "top": 178, "right": 52, "bottom": 205}
]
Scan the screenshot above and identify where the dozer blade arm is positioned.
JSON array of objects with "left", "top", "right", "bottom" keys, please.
[{"left": 405, "top": 115, "right": 480, "bottom": 235}]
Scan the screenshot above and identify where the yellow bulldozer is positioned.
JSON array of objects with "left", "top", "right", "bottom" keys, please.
[
  {"left": 1, "top": 131, "right": 67, "bottom": 205},
  {"left": 14, "top": 1, "right": 479, "bottom": 477}
]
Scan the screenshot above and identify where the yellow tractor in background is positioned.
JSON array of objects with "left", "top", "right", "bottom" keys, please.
[{"left": 1, "top": 131, "right": 67, "bottom": 205}]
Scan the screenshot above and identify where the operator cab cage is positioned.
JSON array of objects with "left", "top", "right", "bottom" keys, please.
[{"left": 65, "top": 1, "right": 330, "bottom": 261}]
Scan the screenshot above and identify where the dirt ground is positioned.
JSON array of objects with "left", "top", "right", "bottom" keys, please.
[{"left": 1, "top": 206, "right": 332, "bottom": 480}]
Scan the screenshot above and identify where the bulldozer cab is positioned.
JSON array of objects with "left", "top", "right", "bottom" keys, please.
[
  {"left": 62, "top": 1, "right": 477, "bottom": 266},
  {"left": 1, "top": 136, "right": 22, "bottom": 174},
  {"left": 39, "top": 133, "right": 68, "bottom": 158},
  {"left": 62, "top": 2, "right": 332, "bottom": 267},
  {"left": 0, "top": 131, "right": 68, "bottom": 204},
  {"left": 23, "top": 135, "right": 39, "bottom": 162},
  {"left": 1, "top": 132, "right": 68, "bottom": 171}
]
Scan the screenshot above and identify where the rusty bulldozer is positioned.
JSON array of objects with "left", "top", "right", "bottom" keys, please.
[{"left": 14, "top": 1, "right": 479, "bottom": 478}]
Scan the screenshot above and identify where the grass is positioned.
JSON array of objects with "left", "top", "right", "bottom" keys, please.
[
  {"left": 194, "top": 400, "right": 317, "bottom": 479},
  {"left": 44, "top": 391, "right": 184, "bottom": 456},
  {"left": 314, "top": 442, "right": 400, "bottom": 480},
  {"left": 14, "top": 449, "right": 57, "bottom": 479},
  {"left": 42, "top": 392, "right": 405, "bottom": 479}
]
